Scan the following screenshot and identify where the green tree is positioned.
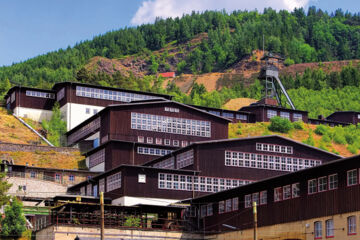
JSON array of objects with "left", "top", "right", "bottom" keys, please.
[
  {"left": 42, "top": 102, "right": 67, "bottom": 147},
  {"left": 0, "top": 173, "right": 11, "bottom": 206},
  {"left": 1, "top": 197, "right": 26, "bottom": 238}
]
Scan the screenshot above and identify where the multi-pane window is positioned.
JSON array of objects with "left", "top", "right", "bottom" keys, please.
[
  {"left": 347, "top": 169, "right": 358, "bottom": 186},
  {"left": 138, "top": 136, "right": 144, "bottom": 143},
  {"left": 280, "top": 111, "right": 290, "bottom": 120},
  {"left": 293, "top": 113, "right": 303, "bottom": 121},
  {"left": 292, "top": 183, "right": 300, "bottom": 198},
  {"left": 236, "top": 114, "right": 247, "bottom": 120},
  {"left": 252, "top": 192, "right": 259, "bottom": 205},
  {"left": 232, "top": 197, "right": 238, "bottom": 211},
  {"left": 181, "top": 141, "right": 188, "bottom": 147},
  {"left": 267, "top": 110, "right": 277, "bottom": 119},
  {"left": 68, "top": 117, "right": 101, "bottom": 145},
  {"left": 207, "top": 204, "right": 213, "bottom": 216},
  {"left": 153, "top": 157, "right": 175, "bottom": 169},
  {"left": 260, "top": 191, "right": 267, "bottom": 205},
  {"left": 318, "top": 176, "right": 327, "bottom": 192},
  {"left": 30, "top": 172, "right": 36, "bottom": 178},
  {"left": 274, "top": 187, "right": 283, "bottom": 202},
  {"left": 201, "top": 205, "right": 207, "bottom": 218},
  {"left": 218, "top": 201, "right": 225, "bottom": 214},
  {"left": 256, "top": 143, "right": 293, "bottom": 154},
  {"left": 176, "top": 150, "right": 194, "bottom": 169},
  {"left": 283, "top": 185, "right": 291, "bottom": 199},
  {"left": 137, "top": 147, "right": 172, "bottom": 156},
  {"left": 85, "top": 108, "right": 90, "bottom": 114},
  {"left": 329, "top": 174, "right": 338, "bottom": 190},
  {"left": 173, "top": 140, "right": 179, "bottom": 146},
  {"left": 76, "top": 86, "right": 157, "bottom": 102},
  {"left": 225, "top": 150, "right": 318, "bottom": 172},
  {"left": 164, "top": 139, "right": 170, "bottom": 145},
  {"left": 326, "top": 219, "right": 334, "bottom": 238},
  {"left": 26, "top": 90, "right": 55, "bottom": 99},
  {"left": 225, "top": 199, "right": 232, "bottom": 212},
  {"left": 69, "top": 175, "right": 75, "bottom": 182},
  {"left": 158, "top": 173, "right": 252, "bottom": 193},
  {"left": 156, "top": 138, "right": 162, "bottom": 145},
  {"left": 308, "top": 179, "right": 317, "bottom": 194},
  {"left": 314, "top": 221, "right": 322, "bottom": 239},
  {"left": 57, "top": 88, "right": 65, "bottom": 101},
  {"left": 244, "top": 194, "right": 252, "bottom": 208},
  {"left": 80, "top": 186, "right": 85, "bottom": 195},
  {"left": 55, "top": 173, "right": 61, "bottom": 181},
  {"left": 89, "top": 149, "right": 105, "bottom": 168},
  {"left": 222, "top": 112, "right": 234, "bottom": 119},
  {"left": 106, "top": 172, "right": 121, "bottom": 192},
  {"left": 131, "top": 112, "right": 211, "bottom": 138},
  {"left": 99, "top": 179, "right": 105, "bottom": 193},
  {"left": 164, "top": 107, "right": 179, "bottom": 113},
  {"left": 86, "top": 184, "right": 92, "bottom": 196},
  {"left": 348, "top": 216, "right": 356, "bottom": 235},
  {"left": 147, "top": 137, "right": 153, "bottom": 144}
]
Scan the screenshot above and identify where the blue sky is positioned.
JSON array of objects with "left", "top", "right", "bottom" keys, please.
[{"left": 0, "top": 0, "right": 358, "bottom": 66}]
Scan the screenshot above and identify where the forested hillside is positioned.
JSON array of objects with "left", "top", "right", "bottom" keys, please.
[{"left": 0, "top": 7, "right": 359, "bottom": 117}]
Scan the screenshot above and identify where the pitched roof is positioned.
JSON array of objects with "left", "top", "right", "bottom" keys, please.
[
  {"left": 66, "top": 100, "right": 231, "bottom": 135},
  {"left": 143, "top": 135, "right": 342, "bottom": 166}
]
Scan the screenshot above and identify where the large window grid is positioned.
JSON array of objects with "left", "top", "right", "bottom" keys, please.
[
  {"left": 137, "top": 147, "right": 172, "bottom": 156},
  {"left": 267, "top": 110, "right": 277, "bottom": 119},
  {"left": 57, "top": 88, "right": 65, "bottom": 101},
  {"left": 99, "top": 179, "right": 105, "bottom": 193},
  {"left": 158, "top": 173, "right": 253, "bottom": 193},
  {"left": 153, "top": 157, "right": 175, "bottom": 169},
  {"left": 89, "top": 149, "right": 105, "bottom": 168},
  {"left": 256, "top": 143, "right": 293, "bottom": 154},
  {"left": 26, "top": 90, "right": 55, "bottom": 99},
  {"left": 176, "top": 150, "right": 194, "bottom": 169},
  {"left": 236, "top": 114, "right": 247, "bottom": 120},
  {"left": 106, "top": 172, "right": 121, "bottom": 192},
  {"left": 68, "top": 117, "right": 101, "bottom": 145},
  {"left": 225, "top": 150, "right": 320, "bottom": 172},
  {"left": 274, "top": 183, "right": 300, "bottom": 202},
  {"left": 76, "top": 86, "right": 157, "bottom": 102},
  {"left": 131, "top": 112, "right": 211, "bottom": 138}
]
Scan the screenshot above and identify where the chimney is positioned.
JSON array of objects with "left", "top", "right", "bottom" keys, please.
[{"left": 257, "top": 98, "right": 278, "bottom": 106}]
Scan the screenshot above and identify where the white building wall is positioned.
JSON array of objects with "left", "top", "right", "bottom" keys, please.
[
  {"left": 60, "top": 103, "right": 104, "bottom": 131},
  {"left": 13, "top": 107, "right": 53, "bottom": 122},
  {"left": 112, "top": 196, "right": 179, "bottom": 206},
  {"left": 89, "top": 162, "right": 105, "bottom": 172}
]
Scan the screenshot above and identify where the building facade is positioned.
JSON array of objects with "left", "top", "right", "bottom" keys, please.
[{"left": 189, "top": 154, "right": 360, "bottom": 240}]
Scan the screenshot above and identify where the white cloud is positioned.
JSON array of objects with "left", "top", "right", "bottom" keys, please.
[{"left": 131, "top": 0, "right": 311, "bottom": 25}]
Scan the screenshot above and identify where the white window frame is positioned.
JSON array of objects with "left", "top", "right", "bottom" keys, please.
[
  {"left": 326, "top": 219, "right": 334, "bottom": 238},
  {"left": 314, "top": 221, "right": 322, "bottom": 239},
  {"left": 348, "top": 215, "right": 356, "bottom": 235},
  {"left": 347, "top": 169, "right": 358, "bottom": 186},
  {"left": 328, "top": 174, "right": 338, "bottom": 190}
]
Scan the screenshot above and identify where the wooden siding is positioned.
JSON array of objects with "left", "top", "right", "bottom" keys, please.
[
  {"left": 7, "top": 87, "right": 55, "bottom": 111},
  {"left": 191, "top": 155, "right": 360, "bottom": 232},
  {"left": 240, "top": 105, "right": 309, "bottom": 123},
  {"left": 326, "top": 112, "right": 360, "bottom": 125}
]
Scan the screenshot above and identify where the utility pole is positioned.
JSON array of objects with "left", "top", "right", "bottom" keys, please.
[
  {"left": 253, "top": 201, "right": 258, "bottom": 240},
  {"left": 100, "top": 192, "right": 105, "bottom": 240}
]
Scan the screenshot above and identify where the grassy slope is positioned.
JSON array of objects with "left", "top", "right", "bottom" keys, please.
[
  {"left": 0, "top": 108, "right": 86, "bottom": 169},
  {"left": 229, "top": 122, "right": 352, "bottom": 157}
]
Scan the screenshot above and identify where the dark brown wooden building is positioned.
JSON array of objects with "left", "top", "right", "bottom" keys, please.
[
  {"left": 189, "top": 154, "right": 360, "bottom": 235},
  {"left": 190, "top": 104, "right": 255, "bottom": 123},
  {"left": 66, "top": 100, "right": 231, "bottom": 153},
  {"left": 85, "top": 140, "right": 177, "bottom": 172},
  {"left": 239, "top": 102, "right": 308, "bottom": 123},
  {"left": 4, "top": 86, "right": 56, "bottom": 122},
  {"left": 325, "top": 111, "right": 360, "bottom": 125},
  {"left": 144, "top": 135, "right": 341, "bottom": 182}
]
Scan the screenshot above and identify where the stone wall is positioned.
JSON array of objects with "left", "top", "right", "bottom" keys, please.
[
  {"left": 0, "top": 142, "right": 78, "bottom": 154},
  {"left": 36, "top": 225, "right": 202, "bottom": 240}
]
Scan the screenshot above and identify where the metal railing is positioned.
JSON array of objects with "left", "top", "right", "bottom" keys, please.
[{"left": 50, "top": 211, "right": 185, "bottom": 231}]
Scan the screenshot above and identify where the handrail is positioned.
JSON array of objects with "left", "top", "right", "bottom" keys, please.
[{"left": 12, "top": 114, "right": 54, "bottom": 146}]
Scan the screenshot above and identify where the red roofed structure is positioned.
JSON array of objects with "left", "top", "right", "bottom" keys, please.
[{"left": 159, "top": 72, "right": 175, "bottom": 78}]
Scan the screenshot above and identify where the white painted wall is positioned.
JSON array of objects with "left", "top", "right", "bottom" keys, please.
[
  {"left": 60, "top": 103, "right": 104, "bottom": 131},
  {"left": 112, "top": 196, "right": 179, "bottom": 206},
  {"left": 89, "top": 162, "right": 105, "bottom": 172},
  {"left": 13, "top": 107, "right": 53, "bottom": 122}
]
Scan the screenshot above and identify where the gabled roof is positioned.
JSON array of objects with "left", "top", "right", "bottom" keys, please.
[
  {"left": 67, "top": 164, "right": 199, "bottom": 191},
  {"left": 143, "top": 135, "right": 342, "bottom": 166},
  {"left": 66, "top": 100, "right": 231, "bottom": 136},
  {"left": 326, "top": 111, "right": 360, "bottom": 119},
  {"left": 189, "top": 153, "right": 358, "bottom": 203},
  {"left": 239, "top": 104, "right": 308, "bottom": 113},
  {"left": 52, "top": 81, "right": 172, "bottom": 99},
  {"left": 4, "top": 86, "right": 55, "bottom": 99}
]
